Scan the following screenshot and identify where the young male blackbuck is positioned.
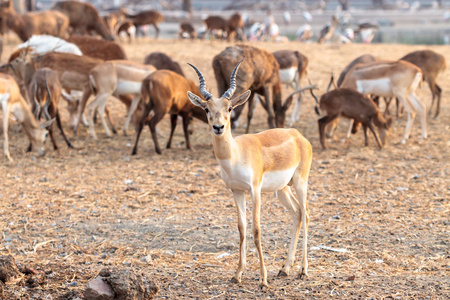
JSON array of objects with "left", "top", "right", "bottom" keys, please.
[
  {"left": 0, "top": 73, "right": 53, "bottom": 161},
  {"left": 187, "top": 60, "right": 312, "bottom": 288}
]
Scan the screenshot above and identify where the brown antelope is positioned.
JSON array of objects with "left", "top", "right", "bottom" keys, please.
[
  {"left": 340, "top": 60, "right": 426, "bottom": 144},
  {"left": 52, "top": 0, "right": 114, "bottom": 40},
  {"left": 28, "top": 68, "right": 73, "bottom": 151},
  {"left": 273, "top": 50, "right": 309, "bottom": 126},
  {"left": 327, "top": 54, "right": 379, "bottom": 139},
  {"left": 400, "top": 50, "right": 447, "bottom": 119},
  {"left": 316, "top": 88, "right": 392, "bottom": 149},
  {"left": 226, "top": 13, "right": 246, "bottom": 41},
  {"left": 201, "top": 15, "right": 227, "bottom": 39},
  {"left": 0, "top": 0, "right": 69, "bottom": 41},
  {"left": 66, "top": 36, "right": 127, "bottom": 60},
  {"left": 213, "top": 45, "right": 317, "bottom": 133},
  {"left": 84, "top": 60, "right": 156, "bottom": 138},
  {"left": 120, "top": 8, "right": 164, "bottom": 39},
  {"left": 0, "top": 73, "right": 54, "bottom": 161},
  {"left": 187, "top": 60, "right": 312, "bottom": 288},
  {"left": 131, "top": 70, "right": 207, "bottom": 155},
  {"left": 116, "top": 20, "right": 136, "bottom": 43},
  {"left": 213, "top": 45, "right": 281, "bottom": 132},
  {"left": 144, "top": 52, "right": 184, "bottom": 76},
  {"left": 179, "top": 21, "right": 197, "bottom": 39}
]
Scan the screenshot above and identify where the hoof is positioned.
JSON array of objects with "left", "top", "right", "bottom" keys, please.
[
  {"left": 277, "top": 270, "right": 288, "bottom": 277},
  {"left": 259, "top": 283, "right": 270, "bottom": 290},
  {"left": 298, "top": 268, "right": 308, "bottom": 280},
  {"left": 230, "top": 277, "right": 240, "bottom": 284}
]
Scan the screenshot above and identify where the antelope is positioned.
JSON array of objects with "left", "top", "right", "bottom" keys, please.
[
  {"left": 28, "top": 68, "right": 73, "bottom": 150},
  {"left": 400, "top": 50, "right": 447, "bottom": 119},
  {"left": 0, "top": 0, "right": 69, "bottom": 41},
  {"left": 326, "top": 54, "right": 379, "bottom": 139},
  {"left": 66, "top": 35, "right": 127, "bottom": 60},
  {"left": 0, "top": 73, "right": 54, "bottom": 161},
  {"left": 187, "top": 60, "right": 312, "bottom": 288},
  {"left": 179, "top": 21, "right": 197, "bottom": 39},
  {"left": 144, "top": 52, "right": 184, "bottom": 76},
  {"left": 316, "top": 88, "right": 393, "bottom": 149},
  {"left": 226, "top": 13, "right": 246, "bottom": 42},
  {"left": 52, "top": 0, "right": 114, "bottom": 40},
  {"left": 213, "top": 45, "right": 281, "bottom": 133},
  {"left": 116, "top": 20, "right": 136, "bottom": 43},
  {"left": 84, "top": 60, "right": 156, "bottom": 138},
  {"left": 273, "top": 50, "right": 309, "bottom": 126},
  {"left": 201, "top": 15, "right": 231, "bottom": 40},
  {"left": 120, "top": 8, "right": 164, "bottom": 39},
  {"left": 340, "top": 60, "right": 426, "bottom": 144},
  {"left": 213, "top": 45, "right": 316, "bottom": 133},
  {"left": 131, "top": 70, "right": 207, "bottom": 155}
]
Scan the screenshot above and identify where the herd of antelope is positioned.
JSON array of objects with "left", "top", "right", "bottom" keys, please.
[{"left": 0, "top": 0, "right": 447, "bottom": 289}]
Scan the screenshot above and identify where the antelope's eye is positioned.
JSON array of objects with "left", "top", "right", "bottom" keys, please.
[
  {"left": 228, "top": 107, "right": 232, "bottom": 113},
  {"left": 204, "top": 108, "right": 209, "bottom": 114}
]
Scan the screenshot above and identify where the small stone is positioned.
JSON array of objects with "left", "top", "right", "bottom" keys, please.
[{"left": 141, "top": 255, "right": 152, "bottom": 264}]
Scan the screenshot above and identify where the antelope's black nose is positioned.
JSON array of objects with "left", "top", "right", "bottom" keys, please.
[{"left": 213, "top": 125, "right": 224, "bottom": 131}]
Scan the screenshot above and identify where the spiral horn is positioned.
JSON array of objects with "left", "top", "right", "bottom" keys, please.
[
  {"left": 187, "top": 63, "right": 213, "bottom": 101},
  {"left": 222, "top": 58, "right": 244, "bottom": 100}
]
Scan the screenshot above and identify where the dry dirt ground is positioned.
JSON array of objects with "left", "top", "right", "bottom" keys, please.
[{"left": 0, "top": 39, "right": 449, "bottom": 299}]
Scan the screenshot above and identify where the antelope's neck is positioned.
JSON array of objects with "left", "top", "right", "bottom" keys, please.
[{"left": 212, "top": 128, "right": 238, "bottom": 162}]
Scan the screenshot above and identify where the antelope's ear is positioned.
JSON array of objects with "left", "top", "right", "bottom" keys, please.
[
  {"left": 231, "top": 90, "right": 251, "bottom": 109},
  {"left": 39, "top": 118, "right": 55, "bottom": 129},
  {"left": 187, "top": 91, "right": 207, "bottom": 109}
]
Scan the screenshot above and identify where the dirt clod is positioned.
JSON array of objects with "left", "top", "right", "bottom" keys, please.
[
  {"left": 94, "top": 268, "right": 158, "bottom": 300},
  {"left": 0, "top": 255, "right": 21, "bottom": 284}
]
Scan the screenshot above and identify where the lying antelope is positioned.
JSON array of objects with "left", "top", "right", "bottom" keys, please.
[
  {"left": 187, "top": 60, "right": 312, "bottom": 288},
  {"left": 85, "top": 60, "right": 156, "bottom": 138},
  {"left": 131, "top": 70, "right": 207, "bottom": 155},
  {"left": 0, "top": 73, "right": 53, "bottom": 161},
  {"left": 340, "top": 60, "right": 426, "bottom": 144}
]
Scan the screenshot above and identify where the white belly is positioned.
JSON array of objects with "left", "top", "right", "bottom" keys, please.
[
  {"left": 116, "top": 80, "right": 142, "bottom": 95},
  {"left": 261, "top": 167, "right": 296, "bottom": 192},
  {"left": 279, "top": 67, "right": 298, "bottom": 84},
  {"left": 356, "top": 78, "right": 392, "bottom": 97},
  {"left": 218, "top": 159, "right": 295, "bottom": 193}
]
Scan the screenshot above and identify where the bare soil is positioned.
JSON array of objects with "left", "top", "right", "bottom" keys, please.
[{"left": 0, "top": 39, "right": 449, "bottom": 299}]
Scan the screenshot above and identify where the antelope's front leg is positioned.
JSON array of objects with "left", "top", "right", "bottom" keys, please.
[
  {"left": 231, "top": 190, "right": 247, "bottom": 284},
  {"left": 251, "top": 187, "right": 268, "bottom": 288}
]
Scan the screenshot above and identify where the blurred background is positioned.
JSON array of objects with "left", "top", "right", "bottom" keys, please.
[{"left": 8, "top": 0, "right": 450, "bottom": 44}]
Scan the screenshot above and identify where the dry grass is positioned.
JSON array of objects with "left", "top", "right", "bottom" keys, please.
[{"left": 0, "top": 39, "right": 449, "bottom": 299}]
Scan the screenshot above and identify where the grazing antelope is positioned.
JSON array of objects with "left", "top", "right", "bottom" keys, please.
[
  {"left": 131, "top": 70, "right": 207, "bottom": 155},
  {"left": 179, "top": 21, "right": 197, "bottom": 39},
  {"left": 316, "top": 88, "right": 392, "bottom": 149},
  {"left": 28, "top": 68, "right": 73, "bottom": 151},
  {"left": 0, "top": 0, "right": 69, "bottom": 41},
  {"left": 187, "top": 60, "right": 312, "bottom": 288},
  {"left": 52, "top": 0, "right": 114, "bottom": 40},
  {"left": 273, "top": 50, "right": 309, "bottom": 126},
  {"left": 66, "top": 36, "right": 127, "bottom": 60},
  {"left": 18, "top": 35, "right": 82, "bottom": 56},
  {"left": 84, "top": 60, "right": 156, "bottom": 138},
  {"left": 0, "top": 73, "right": 53, "bottom": 161},
  {"left": 340, "top": 60, "right": 426, "bottom": 144},
  {"left": 400, "top": 50, "right": 447, "bottom": 119}
]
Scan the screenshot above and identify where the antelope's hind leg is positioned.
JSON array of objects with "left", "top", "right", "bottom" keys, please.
[{"left": 277, "top": 186, "right": 302, "bottom": 277}]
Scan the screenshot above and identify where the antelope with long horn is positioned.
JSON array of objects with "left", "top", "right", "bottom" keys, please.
[{"left": 187, "top": 59, "right": 313, "bottom": 288}]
